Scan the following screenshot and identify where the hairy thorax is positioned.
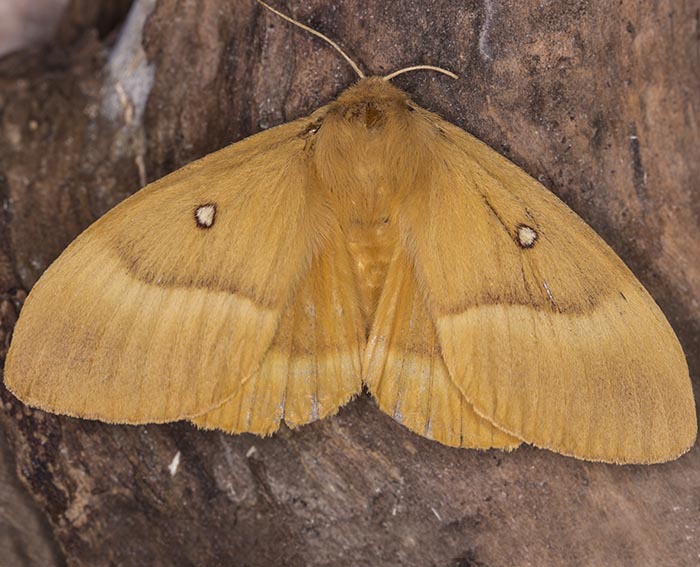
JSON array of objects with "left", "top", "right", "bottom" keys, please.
[
  {"left": 313, "top": 80, "right": 413, "bottom": 331},
  {"left": 338, "top": 143, "right": 399, "bottom": 331}
]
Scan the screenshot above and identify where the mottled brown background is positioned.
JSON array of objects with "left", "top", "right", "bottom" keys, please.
[{"left": 1, "top": 0, "right": 699, "bottom": 565}]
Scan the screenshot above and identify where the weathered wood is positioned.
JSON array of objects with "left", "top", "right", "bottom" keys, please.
[
  {"left": 0, "top": 425, "right": 63, "bottom": 567},
  {"left": 0, "top": 0, "right": 67, "bottom": 58},
  {"left": 1, "top": 0, "right": 699, "bottom": 565}
]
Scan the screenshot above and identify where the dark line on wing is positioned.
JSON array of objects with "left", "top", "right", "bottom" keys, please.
[{"left": 480, "top": 194, "right": 512, "bottom": 238}]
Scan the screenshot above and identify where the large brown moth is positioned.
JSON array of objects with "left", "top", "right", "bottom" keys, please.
[{"left": 4, "top": 1, "right": 696, "bottom": 464}]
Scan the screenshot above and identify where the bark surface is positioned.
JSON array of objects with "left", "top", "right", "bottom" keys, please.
[{"left": 1, "top": 1, "right": 699, "bottom": 565}]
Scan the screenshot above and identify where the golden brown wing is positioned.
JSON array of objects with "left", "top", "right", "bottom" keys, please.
[
  {"left": 192, "top": 220, "right": 364, "bottom": 435},
  {"left": 397, "top": 116, "right": 696, "bottom": 463},
  {"left": 364, "top": 246, "right": 521, "bottom": 450},
  {"left": 4, "top": 111, "right": 337, "bottom": 424}
]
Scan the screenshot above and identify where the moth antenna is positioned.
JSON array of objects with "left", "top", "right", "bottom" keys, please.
[
  {"left": 383, "top": 65, "right": 459, "bottom": 81},
  {"left": 255, "top": 0, "right": 366, "bottom": 79}
]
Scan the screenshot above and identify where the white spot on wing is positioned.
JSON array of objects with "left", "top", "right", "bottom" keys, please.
[
  {"left": 195, "top": 204, "right": 216, "bottom": 228},
  {"left": 168, "top": 451, "right": 181, "bottom": 477},
  {"left": 517, "top": 224, "right": 538, "bottom": 248}
]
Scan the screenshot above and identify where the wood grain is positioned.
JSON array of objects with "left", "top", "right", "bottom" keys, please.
[{"left": 1, "top": 0, "right": 699, "bottom": 565}]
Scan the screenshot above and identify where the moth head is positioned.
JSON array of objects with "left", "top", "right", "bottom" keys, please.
[{"left": 334, "top": 78, "right": 411, "bottom": 126}]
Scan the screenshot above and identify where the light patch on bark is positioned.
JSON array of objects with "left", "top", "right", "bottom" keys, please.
[{"left": 168, "top": 451, "right": 181, "bottom": 477}]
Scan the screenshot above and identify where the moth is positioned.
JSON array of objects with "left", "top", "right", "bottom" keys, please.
[{"left": 4, "top": 0, "right": 696, "bottom": 464}]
